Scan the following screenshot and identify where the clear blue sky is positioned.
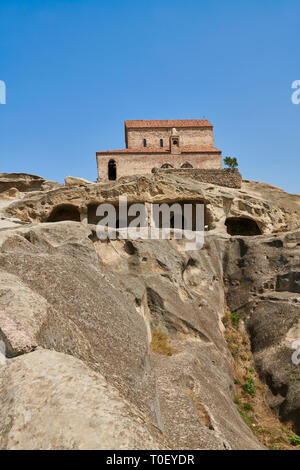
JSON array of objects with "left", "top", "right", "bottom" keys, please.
[{"left": 0, "top": 0, "right": 299, "bottom": 193}]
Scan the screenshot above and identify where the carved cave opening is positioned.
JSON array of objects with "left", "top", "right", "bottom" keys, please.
[
  {"left": 87, "top": 203, "right": 148, "bottom": 228},
  {"left": 225, "top": 217, "right": 262, "bottom": 236},
  {"left": 47, "top": 204, "right": 81, "bottom": 223}
]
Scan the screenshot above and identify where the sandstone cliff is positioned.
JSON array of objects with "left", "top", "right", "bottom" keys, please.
[{"left": 0, "top": 172, "right": 299, "bottom": 450}]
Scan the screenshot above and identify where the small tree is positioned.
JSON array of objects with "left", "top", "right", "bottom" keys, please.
[{"left": 224, "top": 156, "right": 238, "bottom": 170}]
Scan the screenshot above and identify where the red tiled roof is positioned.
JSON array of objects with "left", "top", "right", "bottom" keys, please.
[
  {"left": 125, "top": 119, "right": 213, "bottom": 129},
  {"left": 96, "top": 147, "right": 221, "bottom": 155}
]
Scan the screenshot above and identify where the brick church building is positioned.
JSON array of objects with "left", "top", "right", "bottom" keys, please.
[{"left": 96, "top": 119, "right": 222, "bottom": 181}]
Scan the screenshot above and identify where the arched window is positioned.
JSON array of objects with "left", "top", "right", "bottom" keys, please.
[
  {"left": 181, "top": 162, "right": 193, "bottom": 168},
  {"left": 108, "top": 160, "right": 117, "bottom": 180},
  {"left": 160, "top": 139, "right": 163, "bottom": 148},
  {"left": 161, "top": 163, "right": 173, "bottom": 168},
  {"left": 143, "top": 139, "right": 147, "bottom": 148}
]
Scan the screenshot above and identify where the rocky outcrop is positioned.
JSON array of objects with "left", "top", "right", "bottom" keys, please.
[
  {"left": 0, "top": 349, "right": 166, "bottom": 450},
  {"left": 0, "top": 220, "right": 263, "bottom": 449},
  {"left": 3, "top": 173, "right": 300, "bottom": 234},
  {"left": 0, "top": 173, "right": 45, "bottom": 193},
  {"left": 0, "top": 222, "right": 159, "bottom": 426},
  {"left": 224, "top": 230, "right": 300, "bottom": 433},
  {"left": 64, "top": 176, "right": 94, "bottom": 186},
  {"left": 0, "top": 172, "right": 299, "bottom": 450}
]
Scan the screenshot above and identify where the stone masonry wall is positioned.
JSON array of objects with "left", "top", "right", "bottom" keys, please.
[
  {"left": 97, "top": 152, "right": 222, "bottom": 181},
  {"left": 152, "top": 168, "right": 242, "bottom": 189}
]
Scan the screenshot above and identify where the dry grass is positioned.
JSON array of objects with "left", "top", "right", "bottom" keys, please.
[
  {"left": 185, "top": 388, "right": 211, "bottom": 428},
  {"left": 223, "top": 310, "right": 300, "bottom": 450},
  {"left": 150, "top": 330, "right": 176, "bottom": 356}
]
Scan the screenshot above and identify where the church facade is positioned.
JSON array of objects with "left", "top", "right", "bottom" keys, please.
[{"left": 96, "top": 119, "right": 222, "bottom": 181}]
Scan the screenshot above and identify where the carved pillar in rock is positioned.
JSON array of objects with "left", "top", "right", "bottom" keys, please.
[{"left": 79, "top": 205, "right": 88, "bottom": 224}]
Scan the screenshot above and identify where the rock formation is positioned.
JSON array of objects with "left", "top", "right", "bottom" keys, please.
[{"left": 0, "top": 172, "right": 299, "bottom": 450}]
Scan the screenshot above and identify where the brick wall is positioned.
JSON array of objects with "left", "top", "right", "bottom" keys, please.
[{"left": 126, "top": 127, "right": 214, "bottom": 149}]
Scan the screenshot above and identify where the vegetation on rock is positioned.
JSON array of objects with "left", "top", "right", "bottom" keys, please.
[
  {"left": 223, "top": 310, "right": 300, "bottom": 450},
  {"left": 224, "top": 156, "right": 238, "bottom": 170}
]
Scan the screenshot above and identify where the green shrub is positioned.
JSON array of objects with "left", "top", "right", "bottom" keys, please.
[
  {"left": 224, "top": 156, "right": 238, "bottom": 170},
  {"left": 290, "top": 434, "right": 300, "bottom": 446},
  {"left": 242, "top": 378, "right": 256, "bottom": 396},
  {"left": 231, "top": 312, "right": 241, "bottom": 330}
]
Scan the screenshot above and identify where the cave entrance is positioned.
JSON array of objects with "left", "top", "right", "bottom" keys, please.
[
  {"left": 225, "top": 217, "right": 262, "bottom": 236},
  {"left": 87, "top": 203, "right": 148, "bottom": 229},
  {"left": 47, "top": 204, "right": 81, "bottom": 222},
  {"left": 154, "top": 201, "right": 209, "bottom": 231},
  {"left": 170, "top": 214, "right": 188, "bottom": 230}
]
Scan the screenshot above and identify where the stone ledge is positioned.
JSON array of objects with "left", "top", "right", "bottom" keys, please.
[
  {"left": 0, "top": 173, "right": 45, "bottom": 193},
  {"left": 151, "top": 168, "right": 242, "bottom": 189}
]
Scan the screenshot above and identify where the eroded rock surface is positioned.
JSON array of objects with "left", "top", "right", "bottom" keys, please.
[
  {"left": 0, "top": 349, "right": 165, "bottom": 450},
  {"left": 0, "top": 172, "right": 299, "bottom": 449},
  {"left": 224, "top": 231, "right": 300, "bottom": 432},
  {"left": 4, "top": 173, "right": 300, "bottom": 234}
]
